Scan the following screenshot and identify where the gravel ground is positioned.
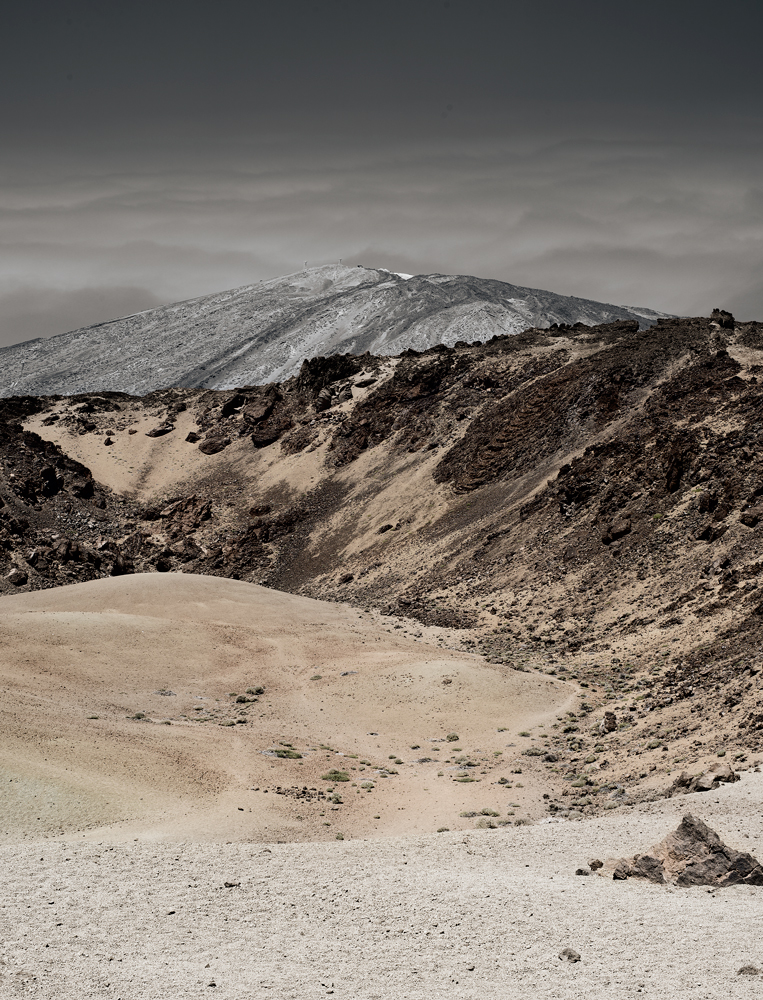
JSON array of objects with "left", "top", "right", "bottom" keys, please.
[{"left": 2, "top": 772, "right": 763, "bottom": 1000}]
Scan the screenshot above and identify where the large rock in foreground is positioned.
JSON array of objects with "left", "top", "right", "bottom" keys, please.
[{"left": 609, "top": 814, "right": 763, "bottom": 888}]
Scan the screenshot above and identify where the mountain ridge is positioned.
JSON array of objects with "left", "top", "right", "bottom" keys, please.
[{"left": 0, "top": 264, "right": 670, "bottom": 398}]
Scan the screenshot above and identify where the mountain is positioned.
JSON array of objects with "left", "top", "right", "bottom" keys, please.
[
  {"left": 1, "top": 309, "right": 762, "bottom": 822},
  {"left": 0, "top": 264, "right": 669, "bottom": 398}
]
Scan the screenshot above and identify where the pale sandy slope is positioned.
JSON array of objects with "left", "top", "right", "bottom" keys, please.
[
  {"left": 3, "top": 574, "right": 763, "bottom": 1000},
  {"left": 0, "top": 573, "right": 572, "bottom": 843}
]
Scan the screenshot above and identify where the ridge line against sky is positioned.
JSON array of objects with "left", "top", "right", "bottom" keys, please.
[{"left": 2, "top": 0, "right": 763, "bottom": 348}]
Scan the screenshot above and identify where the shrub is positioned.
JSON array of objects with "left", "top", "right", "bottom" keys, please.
[
  {"left": 437, "top": 827, "right": 449, "bottom": 833},
  {"left": 446, "top": 732, "right": 459, "bottom": 742},
  {"left": 272, "top": 748, "right": 302, "bottom": 759},
  {"left": 321, "top": 770, "right": 350, "bottom": 782}
]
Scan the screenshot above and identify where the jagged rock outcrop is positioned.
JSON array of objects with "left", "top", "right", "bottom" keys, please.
[{"left": 607, "top": 814, "right": 763, "bottom": 887}]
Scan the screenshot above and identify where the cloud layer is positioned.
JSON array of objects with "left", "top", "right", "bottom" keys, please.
[
  {"left": 3, "top": 1, "right": 763, "bottom": 346},
  {"left": 2, "top": 121, "right": 762, "bottom": 347}
]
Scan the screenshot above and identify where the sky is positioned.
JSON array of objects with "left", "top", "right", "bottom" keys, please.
[{"left": 2, "top": 0, "right": 763, "bottom": 347}]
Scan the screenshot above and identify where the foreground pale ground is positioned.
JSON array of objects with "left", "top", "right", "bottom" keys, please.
[{"left": 1, "top": 575, "right": 762, "bottom": 998}]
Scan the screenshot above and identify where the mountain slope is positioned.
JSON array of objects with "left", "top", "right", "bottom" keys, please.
[
  {"left": 2, "top": 310, "right": 763, "bottom": 817},
  {"left": 0, "top": 264, "right": 668, "bottom": 398}
]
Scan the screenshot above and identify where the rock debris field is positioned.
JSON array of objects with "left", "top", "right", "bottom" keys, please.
[{"left": 3, "top": 778, "right": 763, "bottom": 1000}]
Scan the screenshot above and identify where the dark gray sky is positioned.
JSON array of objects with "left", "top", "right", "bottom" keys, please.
[{"left": 2, "top": 0, "right": 763, "bottom": 346}]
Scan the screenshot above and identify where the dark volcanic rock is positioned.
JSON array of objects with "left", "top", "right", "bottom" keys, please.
[
  {"left": 145, "top": 423, "right": 174, "bottom": 438},
  {"left": 198, "top": 435, "right": 231, "bottom": 455},
  {"left": 668, "top": 762, "right": 740, "bottom": 796},
  {"left": 609, "top": 814, "right": 763, "bottom": 888}
]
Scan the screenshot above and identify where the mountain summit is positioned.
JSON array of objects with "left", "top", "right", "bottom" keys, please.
[{"left": 0, "top": 264, "right": 668, "bottom": 398}]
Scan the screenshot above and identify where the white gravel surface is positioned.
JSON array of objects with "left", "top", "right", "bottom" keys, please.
[{"left": 3, "top": 772, "right": 763, "bottom": 999}]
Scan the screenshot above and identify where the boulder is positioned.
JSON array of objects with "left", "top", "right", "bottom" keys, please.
[
  {"left": 599, "top": 711, "right": 617, "bottom": 734},
  {"left": 741, "top": 506, "right": 763, "bottom": 528},
  {"left": 145, "top": 423, "right": 175, "bottom": 438},
  {"left": 198, "top": 435, "right": 231, "bottom": 455},
  {"left": 607, "top": 814, "right": 763, "bottom": 888},
  {"left": 668, "top": 762, "right": 740, "bottom": 796}
]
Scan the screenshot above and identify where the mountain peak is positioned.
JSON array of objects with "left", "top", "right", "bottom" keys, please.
[{"left": 0, "top": 266, "right": 670, "bottom": 398}]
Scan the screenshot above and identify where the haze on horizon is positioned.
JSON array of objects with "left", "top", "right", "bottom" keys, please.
[{"left": 2, "top": 0, "right": 763, "bottom": 349}]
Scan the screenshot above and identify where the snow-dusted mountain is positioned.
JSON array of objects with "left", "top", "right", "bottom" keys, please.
[{"left": 0, "top": 264, "right": 670, "bottom": 397}]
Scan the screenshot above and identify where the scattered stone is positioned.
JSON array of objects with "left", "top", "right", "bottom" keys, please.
[
  {"left": 668, "top": 763, "right": 740, "bottom": 796},
  {"left": 599, "top": 711, "right": 617, "bottom": 734},
  {"left": 145, "top": 423, "right": 174, "bottom": 438},
  {"left": 740, "top": 506, "right": 763, "bottom": 528},
  {"left": 198, "top": 435, "right": 231, "bottom": 455},
  {"left": 559, "top": 948, "right": 581, "bottom": 963}
]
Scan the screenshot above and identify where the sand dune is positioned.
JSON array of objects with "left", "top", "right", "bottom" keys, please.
[{"left": 0, "top": 573, "right": 572, "bottom": 843}]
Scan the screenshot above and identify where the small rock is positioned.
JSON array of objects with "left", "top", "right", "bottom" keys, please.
[
  {"left": 198, "top": 435, "right": 231, "bottom": 455},
  {"left": 589, "top": 859, "right": 604, "bottom": 871},
  {"left": 559, "top": 948, "right": 581, "bottom": 963},
  {"left": 185, "top": 431, "right": 201, "bottom": 443},
  {"left": 145, "top": 423, "right": 175, "bottom": 438},
  {"left": 599, "top": 711, "right": 617, "bottom": 734},
  {"left": 741, "top": 507, "right": 763, "bottom": 528},
  {"left": 574, "top": 868, "right": 590, "bottom": 876},
  {"left": 7, "top": 568, "right": 28, "bottom": 586}
]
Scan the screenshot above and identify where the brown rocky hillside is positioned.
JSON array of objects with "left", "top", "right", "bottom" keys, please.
[{"left": 3, "top": 309, "right": 763, "bottom": 812}]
